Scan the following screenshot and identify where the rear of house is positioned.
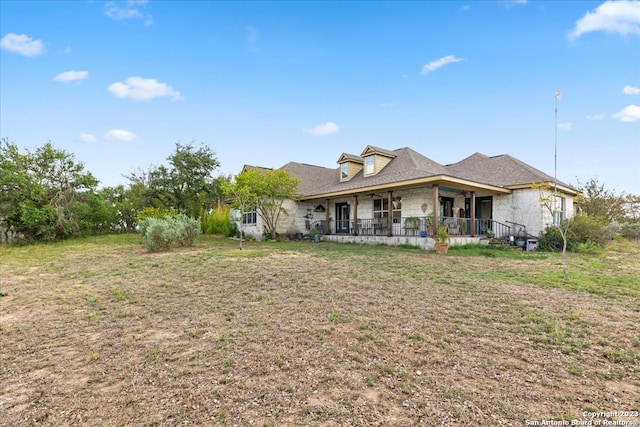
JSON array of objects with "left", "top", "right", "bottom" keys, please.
[{"left": 236, "top": 146, "right": 577, "bottom": 247}]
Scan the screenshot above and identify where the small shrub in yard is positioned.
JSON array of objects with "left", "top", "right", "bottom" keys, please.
[
  {"left": 621, "top": 222, "right": 640, "bottom": 240},
  {"left": 575, "top": 241, "right": 604, "bottom": 255},
  {"left": 139, "top": 214, "right": 201, "bottom": 252},
  {"left": 140, "top": 218, "right": 176, "bottom": 252},
  {"left": 200, "top": 206, "right": 233, "bottom": 236},
  {"left": 171, "top": 214, "right": 201, "bottom": 247}
]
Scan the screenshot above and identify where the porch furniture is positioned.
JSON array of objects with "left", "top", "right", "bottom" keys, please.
[
  {"left": 403, "top": 217, "right": 420, "bottom": 235},
  {"left": 444, "top": 218, "right": 460, "bottom": 236},
  {"left": 372, "top": 217, "right": 387, "bottom": 235}
]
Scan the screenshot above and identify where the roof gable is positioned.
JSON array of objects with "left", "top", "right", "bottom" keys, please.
[
  {"left": 337, "top": 153, "right": 364, "bottom": 164},
  {"left": 360, "top": 145, "right": 397, "bottom": 159}
]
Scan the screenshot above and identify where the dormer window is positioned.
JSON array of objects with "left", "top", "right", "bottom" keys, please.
[
  {"left": 365, "top": 156, "right": 374, "bottom": 175},
  {"left": 337, "top": 153, "right": 364, "bottom": 181}
]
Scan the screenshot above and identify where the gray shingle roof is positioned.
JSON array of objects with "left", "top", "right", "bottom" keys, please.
[
  {"left": 337, "top": 153, "right": 364, "bottom": 163},
  {"left": 445, "top": 153, "right": 573, "bottom": 188},
  {"left": 278, "top": 147, "right": 575, "bottom": 198}
]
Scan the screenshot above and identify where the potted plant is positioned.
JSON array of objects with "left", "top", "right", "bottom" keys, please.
[
  {"left": 425, "top": 212, "right": 434, "bottom": 236},
  {"left": 310, "top": 227, "right": 320, "bottom": 243},
  {"left": 434, "top": 226, "right": 449, "bottom": 253}
]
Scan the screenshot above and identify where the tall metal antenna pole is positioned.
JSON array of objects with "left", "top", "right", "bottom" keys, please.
[{"left": 554, "top": 90, "right": 561, "bottom": 224}]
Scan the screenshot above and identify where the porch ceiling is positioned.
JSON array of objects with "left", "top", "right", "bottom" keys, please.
[{"left": 298, "top": 175, "right": 511, "bottom": 201}]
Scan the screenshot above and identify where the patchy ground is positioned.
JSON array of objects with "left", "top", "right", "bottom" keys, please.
[{"left": 1, "top": 235, "right": 639, "bottom": 426}]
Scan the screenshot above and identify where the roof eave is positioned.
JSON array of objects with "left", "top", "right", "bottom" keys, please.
[
  {"left": 506, "top": 182, "right": 579, "bottom": 196},
  {"left": 299, "top": 175, "right": 511, "bottom": 200}
]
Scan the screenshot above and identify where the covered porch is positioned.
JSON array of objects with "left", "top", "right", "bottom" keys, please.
[{"left": 304, "top": 180, "right": 515, "bottom": 240}]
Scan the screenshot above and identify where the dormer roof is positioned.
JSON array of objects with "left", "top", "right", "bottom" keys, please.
[
  {"left": 337, "top": 153, "right": 364, "bottom": 164},
  {"left": 360, "top": 145, "right": 397, "bottom": 159}
]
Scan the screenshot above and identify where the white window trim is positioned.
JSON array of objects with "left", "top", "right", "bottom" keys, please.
[{"left": 365, "top": 156, "right": 374, "bottom": 175}]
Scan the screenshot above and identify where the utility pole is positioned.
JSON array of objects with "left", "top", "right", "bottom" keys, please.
[{"left": 554, "top": 89, "right": 561, "bottom": 225}]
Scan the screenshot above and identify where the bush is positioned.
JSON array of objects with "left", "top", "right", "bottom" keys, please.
[
  {"left": 140, "top": 218, "right": 176, "bottom": 252},
  {"left": 569, "top": 214, "right": 608, "bottom": 246},
  {"left": 575, "top": 241, "right": 604, "bottom": 255},
  {"left": 621, "top": 223, "right": 640, "bottom": 240},
  {"left": 200, "top": 206, "right": 233, "bottom": 236},
  {"left": 602, "top": 222, "right": 622, "bottom": 241},
  {"left": 172, "top": 214, "right": 201, "bottom": 247},
  {"left": 139, "top": 214, "right": 201, "bottom": 252},
  {"left": 538, "top": 214, "right": 607, "bottom": 252}
]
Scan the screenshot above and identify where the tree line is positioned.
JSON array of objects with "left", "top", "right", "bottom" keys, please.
[
  {"left": 1, "top": 138, "right": 637, "bottom": 244},
  {"left": 0, "top": 138, "right": 300, "bottom": 244}
]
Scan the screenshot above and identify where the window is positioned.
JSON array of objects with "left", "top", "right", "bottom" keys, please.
[
  {"left": 374, "top": 197, "right": 401, "bottom": 221},
  {"left": 553, "top": 195, "right": 565, "bottom": 224},
  {"left": 373, "top": 198, "right": 388, "bottom": 218},
  {"left": 242, "top": 206, "right": 257, "bottom": 225},
  {"left": 365, "top": 155, "right": 374, "bottom": 175},
  {"left": 341, "top": 163, "right": 349, "bottom": 179}
]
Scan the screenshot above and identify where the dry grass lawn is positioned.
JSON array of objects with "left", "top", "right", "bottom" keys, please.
[{"left": 1, "top": 234, "right": 639, "bottom": 426}]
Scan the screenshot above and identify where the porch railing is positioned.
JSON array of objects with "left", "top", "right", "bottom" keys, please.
[{"left": 325, "top": 216, "right": 512, "bottom": 238}]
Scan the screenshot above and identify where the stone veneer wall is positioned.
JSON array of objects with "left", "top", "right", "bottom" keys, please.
[
  {"left": 492, "top": 188, "right": 575, "bottom": 237},
  {"left": 235, "top": 187, "right": 574, "bottom": 240}
]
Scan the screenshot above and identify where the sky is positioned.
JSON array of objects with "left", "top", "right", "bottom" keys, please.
[{"left": 1, "top": 0, "right": 639, "bottom": 195}]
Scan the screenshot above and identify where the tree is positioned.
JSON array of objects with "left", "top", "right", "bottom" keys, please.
[
  {"left": 0, "top": 139, "right": 99, "bottom": 242},
  {"left": 576, "top": 177, "right": 626, "bottom": 223},
  {"left": 228, "top": 168, "right": 300, "bottom": 241},
  {"left": 623, "top": 194, "right": 640, "bottom": 222},
  {"left": 128, "top": 142, "right": 222, "bottom": 217},
  {"left": 534, "top": 182, "right": 572, "bottom": 280}
]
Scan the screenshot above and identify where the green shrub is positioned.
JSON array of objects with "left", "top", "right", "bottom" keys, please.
[
  {"left": 538, "top": 214, "right": 607, "bottom": 252},
  {"left": 138, "top": 214, "right": 201, "bottom": 252},
  {"left": 538, "top": 226, "right": 573, "bottom": 252},
  {"left": 201, "top": 206, "right": 233, "bottom": 236},
  {"left": 172, "top": 214, "right": 201, "bottom": 247},
  {"left": 602, "top": 222, "right": 622, "bottom": 241},
  {"left": 140, "top": 218, "right": 176, "bottom": 252},
  {"left": 575, "top": 241, "right": 604, "bottom": 255},
  {"left": 569, "top": 214, "right": 607, "bottom": 246},
  {"left": 621, "top": 223, "right": 640, "bottom": 240}
]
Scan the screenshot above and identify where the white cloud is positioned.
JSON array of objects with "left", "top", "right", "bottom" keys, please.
[
  {"left": 0, "top": 33, "right": 45, "bottom": 56},
  {"left": 569, "top": 0, "right": 640, "bottom": 40},
  {"left": 586, "top": 113, "right": 606, "bottom": 120},
  {"left": 623, "top": 85, "right": 640, "bottom": 95},
  {"left": 420, "top": 55, "right": 463, "bottom": 75},
  {"left": 104, "top": 129, "right": 137, "bottom": 141},
  {"left": 558, "top": 122, "right": 573, "bottom": 131},
  {"left": 306, "top": 122, "right": 340, "bottom": 136},
  {"left": 53, "top": 70, "right": 89, "bottom": 83},
  {"left": 108, "top": 76, "right": 181, "bottom": 101},
  {"left": 105, "top": 1, "right": 152, "bottom": 24},
  {"left": 612, "top": 104, "right": 640, "bottom": 122},
  {"left": 79, "top": 133, "right": 96, "bottom": 143}
]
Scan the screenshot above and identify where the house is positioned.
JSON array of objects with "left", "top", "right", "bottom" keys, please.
[{"left": 237, "top": 145, "right": 578, "bottom": 249}]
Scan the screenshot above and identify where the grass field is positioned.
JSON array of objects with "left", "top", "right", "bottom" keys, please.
[{"left": 1, "top": 234, "right": 639, "bottom": 426}]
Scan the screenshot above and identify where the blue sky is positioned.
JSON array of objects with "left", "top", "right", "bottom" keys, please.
[{"left": 1, "top": 0, "right": 639, "bottom": 194}]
